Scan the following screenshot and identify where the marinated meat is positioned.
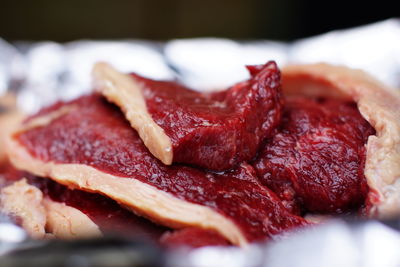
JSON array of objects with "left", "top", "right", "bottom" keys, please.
[
  {"left": 0, "top": 165, "right": 102, "bottom": 239},
  {"left": 281, "top": 64, "right": 400, "bottom": 217},
  {"left": 253, "top": 96, "right": 375, "bottom": 214},
  {"left": 0, "top": 164, "right": 165, "bottom": 241},
  {"left": 2, "top": 61, "right": 399, "bottom": 248},
  {"left": 8, "top": 94, "right": 307, "bottom": 246},
  {"left": 160, "top": 228, "right": 230, "bottom": 248},
  {"left": 42, "top": 198, "right": 102, "bottom": 239},
  {"left": 30, "top": 175, "right": 167, "bottom": 241},
  {"left": 1, "top": 165, "right": 227, "bottom": 247},
  {"left": 93, "top": 62, "right": 283, "bottom": 170}
]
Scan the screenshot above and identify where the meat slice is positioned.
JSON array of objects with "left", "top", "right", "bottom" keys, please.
[
  {"left": 93, "top": 62, "right": 283, "bottom": 170},
  {"left": 0, "top": 164, "right": 102, "bottom": 240},
  {"left": 0, "top": 165, "right": 231, "bottom": 248},
  {"left": 7, "top": 94, "right": 307, "bottom": 246},
  {"left": 0, "top": 178, "right": 102, "bottom": 239},
  {"left": 31, "top": 175, "right": 168, "bottom": 241},
  {"left": 42, "top": 198, "right": 102, "bottom": 239},
  {"left": 281, "top": 64, "right": 400, "bottom": 217},
  {"left": 0, "top": 165, "right": 167, "bottom": 241},
  {"left": 253, "top": 96, "right": 375, "bottom": 214}
]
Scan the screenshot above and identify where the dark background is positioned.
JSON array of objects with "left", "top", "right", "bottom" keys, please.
[{"left": 0, "top": 0, "right": 398, "bottom": 42}]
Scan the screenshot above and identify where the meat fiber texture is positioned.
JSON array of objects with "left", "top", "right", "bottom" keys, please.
[
  {"left": 253, "top": 97, "right": 374, "bottom": 214},
  {"left": 9, "top": 94, "right": 308, "bottom": 246},
  {"left": 94, "top": 61, "right": 283, "bottom": 170},
  {"left": 0, "top": 163, "right": 231, "bottom": 248}
]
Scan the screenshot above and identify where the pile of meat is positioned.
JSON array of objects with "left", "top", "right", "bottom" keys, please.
[{"left": 0, "top": 61, "right": 375, "bottom": 249}]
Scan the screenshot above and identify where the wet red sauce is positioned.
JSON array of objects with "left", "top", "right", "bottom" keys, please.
[
  {"left": 253, "top": 96, "right": 375, "bottom": 214},
  {"left": 133, "top": 61, "right": 283, "bottom": 170},
  {"left": 16, "top": 94, "right": 307, "bottom": 242},
  {"left": 160, "top": 228, "right": 230, "bottom": 248}
]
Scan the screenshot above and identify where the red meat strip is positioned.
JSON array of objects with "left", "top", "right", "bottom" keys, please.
[
  {"left": 136, "top": 61, "right": 282, "bottom": 170},
  {"left": 253, "top": 96, "right": 375, "bottom": 214},
  {"left": 95, "top": 61, "right": 283, "bottom": 170},
  {"left": 11, "top": 94, "right": 307, "bottom": 245},
  {"left": 0, "top": 164, "right": 166, "bottom": 241},
  {"left": 33, "top": 176, "right": 167, "bottom": 241},
  {"left": 0, "top": 164, "right": 231, "bottom": 248}
]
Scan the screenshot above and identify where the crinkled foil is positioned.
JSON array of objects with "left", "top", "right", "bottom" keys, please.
[{"left": 1, "top": 19, "right": 400, "bottom": 267}]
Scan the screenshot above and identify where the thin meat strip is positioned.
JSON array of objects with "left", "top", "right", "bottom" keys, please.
[
  {"left": 93, "top": 61, "right": 283, "bottom": 170},
  {"left": 1, "top": 164, "right": 229, "bottom": 248},
  {"left": 7, "top": 94, "right": 306, "bottom": 247},
  {"left": 253, "top": 96, "right": 375, "bottom": 214}
]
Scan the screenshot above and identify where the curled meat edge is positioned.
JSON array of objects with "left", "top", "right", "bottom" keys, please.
[{"left": 282, "top": 63, "right": 400, "bottom": 218}]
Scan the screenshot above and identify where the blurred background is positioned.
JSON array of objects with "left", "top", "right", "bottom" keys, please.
[{"left": 0, "top": 0, "right": 398, "bottom": 42}]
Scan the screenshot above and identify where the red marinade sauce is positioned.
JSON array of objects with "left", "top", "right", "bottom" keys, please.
[
  {"left": 160, "top": 228, "right": 230, "bottom": 249},
  {"left": 252, "top": 96, "right": 375, "bottom": 214},
  {"left": 16, "top": 94, "right": 307, "bottom": 242},
  {"left": 132, "top": 61, "right": 283, "bottom": 170},
  {"left": 0, "top": 163, "right": 167, "bottom": 241}
]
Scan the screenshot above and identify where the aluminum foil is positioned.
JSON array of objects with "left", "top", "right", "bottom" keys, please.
[{"left": 1, "top": 18, "right": 400, "bottom": 267}]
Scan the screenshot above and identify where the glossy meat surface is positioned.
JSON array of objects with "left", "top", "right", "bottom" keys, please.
[
  {"left": 16, "top": 94, "right": 307, "bottom": 242},
  {"left": 0, "top": 164, "right": 231, "bottom": 248},
  {"left": 253, "top": 97, "right": 375, "bottom": 214},
  {"left": 35, "top": 177, "right": 167, "bottom": 240},
  {"left": 134, "top": 61, "right": 283, "bottom": 170},
  {"left": 0, "top": 163, "right": 166, "bottom": 241}
]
